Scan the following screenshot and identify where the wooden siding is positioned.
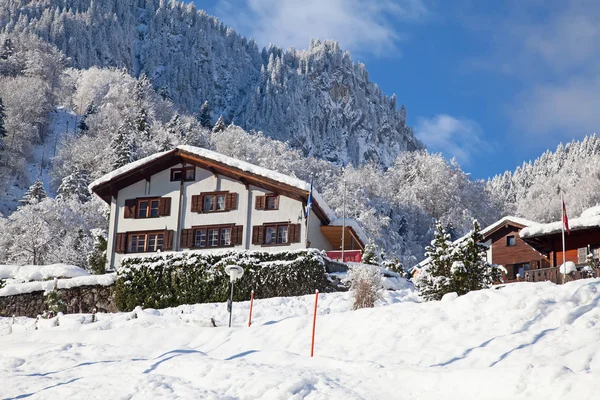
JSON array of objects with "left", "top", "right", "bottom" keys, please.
[
  {"left": 489, "top": 226, "right": 547, "bottom": 267},
  {"left": 542, "top": 229, "right": 600, "bottom": 267}
]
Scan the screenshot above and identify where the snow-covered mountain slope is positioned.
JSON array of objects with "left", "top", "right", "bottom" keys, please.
[
  {"left": 0, "top": 0, "right": 422, "bottom": 166},
  {"left": 2, "top": 280, "right": 600, "bottom": 399}
]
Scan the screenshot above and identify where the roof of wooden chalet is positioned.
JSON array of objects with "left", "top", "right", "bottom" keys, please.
[{"left": 89, "top": 145, "right": 335, "bottom": 225}]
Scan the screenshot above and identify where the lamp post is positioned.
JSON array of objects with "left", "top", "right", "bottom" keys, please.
[{"left": 224, "top": 265, "right": 244, "bottom": 328}]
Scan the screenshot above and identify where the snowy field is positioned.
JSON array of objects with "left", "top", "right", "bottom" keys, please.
[{"left": 1, "top": 281, "right": 600, "bottom": 399}]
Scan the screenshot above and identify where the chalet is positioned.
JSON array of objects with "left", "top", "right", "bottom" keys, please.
[
  {"left": 410, "top": 216, "right": 546, "bottom": 281},
  {"left": 89, "top": 145, "right": 366, "bottom": 269},
  {"left": 520, "top": 206, "right": 600, "bottom": 273}
]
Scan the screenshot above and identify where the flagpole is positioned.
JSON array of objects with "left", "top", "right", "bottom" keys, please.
[
  {"left": 305, "top": 178, "right": 313, "bottom": 248},
  {"left": 561, "top": 191, "right": 566, "bottom": 285},
  {"left": 341, "top": 180, "right": 346, "bottom": 262}
]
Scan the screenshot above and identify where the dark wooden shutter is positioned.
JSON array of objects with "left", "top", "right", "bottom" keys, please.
[
  {"left": 255, "top": 196, "right": 265, "bottom": 210},
  {"left": 124, "top": 199, "right": 137, "bottom": 218},
  {"left": 181, "top": 229, "right": 193, "bottom": 248},
  {"left": 115, "top": 233, "right": 127, "bottom": 253},
  {"left": 233, "top": 225, "right": 243, "bottom": 245},
  {"left": 164, "top": 230, "right": 174, "bottom": 250},
  {"left": 252, "top": 226, "right": 264, "bottom": 245},
  {"left": 191, "top": 195, "right": 201, "bottom": 212},
  {"left": 289, "top": 223, "right": 301, "bottom": 243},
  {"left": 225, "top": 193, "right": 237, "bottom": 210},
  {"left": 159, "top": 197, "right": 171, "bottom": 216}
]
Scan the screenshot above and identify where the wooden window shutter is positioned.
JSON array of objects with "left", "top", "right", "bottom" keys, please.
[
  {"left": 159, "top": 197, "right": 171, "bottom": 216},
  {"left": 181, "top": 229, "right": 193, "bottom": 248},
  {"left": 191, "top": 195, "right": 201, "bottom": 213},
  {"left": 252, "top": 226, "right": 264, "bottom": 245},
  {"left": 225, "top": 193, "right": 237, "bottom": 210},
  {"left": 115, "top": 233, "right": 127, "bottom": 253},
  {"left": 233, "top": 225, "right": 244, "bottom": 245},
  {"left": 164, "top": 230, "right": 174, "bottom": 250},
  {"left": 124, "top": 199, "right": 137, "bottom": 218},
  {"left": 290, "top": 223, "right": 301, "bottom": 243},
  {"left": 255, "top": 195, "right": 265, "bottom": 210},
  {"left": 274, "top": 196, "right": 280, "bottom": 209}
]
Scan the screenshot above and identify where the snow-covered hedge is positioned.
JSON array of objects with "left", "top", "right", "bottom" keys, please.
[
  {"left": 114, "top": 249, "right": 329, "bottom": 311},
  {"left": 0, "top": 264, "right": 89, "bottom": 285}
]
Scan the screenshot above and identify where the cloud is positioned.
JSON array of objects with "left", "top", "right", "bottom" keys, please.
[
  {"left": 215, "top": 0, "right": 428, "bottom": 56},
  {"left": 415, "top": 114, "right": 490, "bottom": 165},
  {"left": 463, "top": 1, "right": 600, "bottom": 139}
]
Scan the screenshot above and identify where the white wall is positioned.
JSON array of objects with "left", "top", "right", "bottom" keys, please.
[{"left": 108, "top": 164, "right": 334, "bottom": 267}]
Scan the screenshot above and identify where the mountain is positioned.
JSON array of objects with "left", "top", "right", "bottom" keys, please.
[{"left": 0, "top": 0, "right": 423, "bottom": 166}]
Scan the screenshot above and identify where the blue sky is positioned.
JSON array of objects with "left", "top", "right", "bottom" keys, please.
[{"left": 196, "top": 0, "right": 599, "bottom": 179}]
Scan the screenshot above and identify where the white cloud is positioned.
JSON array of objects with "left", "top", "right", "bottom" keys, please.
[
  {"left": 215, "top": 0, "right": 427, "bottom": 55},
  {"left": 415, "top": 114, "right": 490, "bottom": 165}
]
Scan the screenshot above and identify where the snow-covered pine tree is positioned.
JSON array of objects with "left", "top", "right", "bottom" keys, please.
[
  {"left": 158, "top": 135, "right": 173, "bottom": 152},
  {"left": 451, "top": 220, "right": 500, "bottom": 294},
  {"left": 0, "top": 96, "right": 7, "bottom": 139},
  {"left": 43, "top": 279, "right": 66, "bottom": 318},
  {"left": 111, "top": 123, "right": 136, "bottom": 169},
  {"left": 361, "top": 239, "right": 380, "bottom": 265},
  {"left": 199, "top": 100, "right": 211, "bottom": 128},
  {"left": 56, "top": 166, "right": 91, "bottom": 203},
  {"left": 167, "top": 113, "right": 184, "bottom": 140},
  {"left": 414, "top": 221, "right": 455, "bottom": 301},
  {"left": 212, "top": 115, "right": 225, "bottom": 133},
  {"left": 87, "top": 228, "right": 107, "bottom": 274},
  {"left": 20, "top": 178, "right": 47, "bottom": 207}
]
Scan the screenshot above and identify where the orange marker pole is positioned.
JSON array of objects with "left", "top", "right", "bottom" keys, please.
[
  {"left": 310, "top": 289, "right": 319, "bottom": 357},
  {"left": 248, "top": 290, "right": 254, "bottom": 327}
]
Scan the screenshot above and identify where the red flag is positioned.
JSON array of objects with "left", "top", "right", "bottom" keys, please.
[{"left": 562, "top": 200, "right": 570, "bottom": 235}]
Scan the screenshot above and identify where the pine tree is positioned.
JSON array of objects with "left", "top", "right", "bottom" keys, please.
[
  {"left": 56, "top": 167, "right": 91, "bottom": 203},
  {"left": 212, "top": 114, "right": 225, "bottom": 133},
  {"left": 76, "top": 102, "right": 96, "bottom": 135},
  {"left": 135, "top": 107, "right": 150, "bottom": 139},
  {"left": 20, "top": 178, "right": 47, "bottom": 207},
  {"left": 87, "top": 229, "right": 107, "bottom": 274},
  {"left": 158, "top": 135, "right": 173, "bottom": 151},
  {"left": 167, "top": 113, "right": 184, "bottom": 139},
  {"left": 43, "top": 279, "right": 66, "bottom": 318},
  {"left": 199, "top": 100, "right": 211, "bottom": 128},
  {"left": 361, "top": 240, "right": 380, "bottom": 265},
  {"left": 112, "top": 123, "right": 135, "bottom": 169},
  {"left": 452, "top": 220, "right": 501, "bottom": 294},
  {"left": 0, "top": 96, "right": 7, "bottom": 139},
  {"left": 414, "top": 221, "right": 454, "bottom": 301}
]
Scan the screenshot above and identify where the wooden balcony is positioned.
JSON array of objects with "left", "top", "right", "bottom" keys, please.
[{"left": 511, "top": 266, "right": 600, "bottom": 284}]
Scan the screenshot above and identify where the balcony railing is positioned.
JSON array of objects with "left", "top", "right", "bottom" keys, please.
[{"left": 519, "top": 266, "right": 600, "bottom": 284}]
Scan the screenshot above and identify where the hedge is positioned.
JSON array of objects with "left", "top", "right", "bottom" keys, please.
[{"left": 114, "top": 249, "right": 329, "bottom": 311}]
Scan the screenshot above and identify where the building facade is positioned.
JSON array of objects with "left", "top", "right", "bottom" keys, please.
[{"left": 90, "top": 146, "right": 365, "bottom": 269}]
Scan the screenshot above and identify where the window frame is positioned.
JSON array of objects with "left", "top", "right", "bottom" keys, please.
[
  {"left": 170, "top": 167, "right": 195, "bottom": 182},
  {"left": 127, "top": 231, "right": 165, "bottom": 253},
  {"left": 201, "top": 191, "right": 228, "bottom": 213},
  {"left": 265, "top": 194, "right": 279, "bottom": 210},
  {"left": 137, "top": 198, "right": 161, "bottom": 219},
  {"left": 506, "top": 235, "right": 516, "bottom": 247},
  {"left": 263, "top": 222, "right": 290, "bottom": 246},
  {"left": 192, "top": 224, "right": 235, "bottom": 249}
]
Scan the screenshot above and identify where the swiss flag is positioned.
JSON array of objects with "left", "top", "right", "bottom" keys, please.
[{"left": 563, "top": 200, "right": 570, "bottom": 235}]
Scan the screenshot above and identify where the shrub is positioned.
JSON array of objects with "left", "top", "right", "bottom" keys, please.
[
  {"left": 348, "top": 264, "right": 383, "bottom": 310},
  {"left": 114, "top": 249, "right": 329, "bottom": 311},
  {"left": 43, "top": 279, "right": 66, "bottom": 318}
]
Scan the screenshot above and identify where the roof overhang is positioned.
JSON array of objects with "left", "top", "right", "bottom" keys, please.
[
  {"left": 320, "top": 225, "right": 365, "bottom": 251},
  {"left": 90, "top": 147, "right": 331, "bottom": 224}
]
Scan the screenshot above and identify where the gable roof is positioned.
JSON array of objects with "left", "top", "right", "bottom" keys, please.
[
  {"left": 89, "top": 145, "right": 336, "bottom": 224},
  {"left": 409, "top": 216, "right": 537, "bottom": 274}
]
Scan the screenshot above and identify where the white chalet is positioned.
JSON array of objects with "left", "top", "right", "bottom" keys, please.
[{"left": 89, "top": 145, "right": 366, "bottom": 269}]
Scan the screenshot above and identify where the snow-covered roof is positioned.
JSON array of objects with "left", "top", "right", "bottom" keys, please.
[
  {"left": 328, "top": 218, "right": 369, "bottom": 247},
  {"left": 410, "top": 216, "right": 537, "bottom": 273},
  {"left": 520, "top": 206, "right": 600, "bottom": 239},
  {"left": 89, "top": 145, "right": 336, "bottom": 221}
]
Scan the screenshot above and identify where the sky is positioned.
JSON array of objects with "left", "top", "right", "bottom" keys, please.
[{"left": 195, "top": 0, "right": 600, "bottom": 179}]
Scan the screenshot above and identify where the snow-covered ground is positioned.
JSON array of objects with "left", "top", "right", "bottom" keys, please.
[{"left": 2, "top": 280, "right": 600, "bottom": 399}]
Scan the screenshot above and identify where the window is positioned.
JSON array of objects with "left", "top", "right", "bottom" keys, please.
[
  {"left": 507, "top": 235, "right": 516, "bottom": 246},
  {"left": 171, "top": 167, "right": 195, "bottom": 182},
  {"left": 138, "top": 199, "right": 160, "bottom": 218},
  {"left": 266, "top": 194, "right": 279, "bottom": 210},
  {"left": 202, "top": 193, "right": 226, "bottom": 212},
  {"left": 192, "top": 225, "right": 234, "bottom": 248},
  {"left": 265, "top": 223, "right": 289, "bottom": 245},
  {"left": 128, "top": 233, "right": 164, "bottom": 253}
]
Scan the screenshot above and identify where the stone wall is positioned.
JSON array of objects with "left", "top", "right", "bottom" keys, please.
[{"left": 0, "top": 284, "right": 117, "bottom": 317}]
